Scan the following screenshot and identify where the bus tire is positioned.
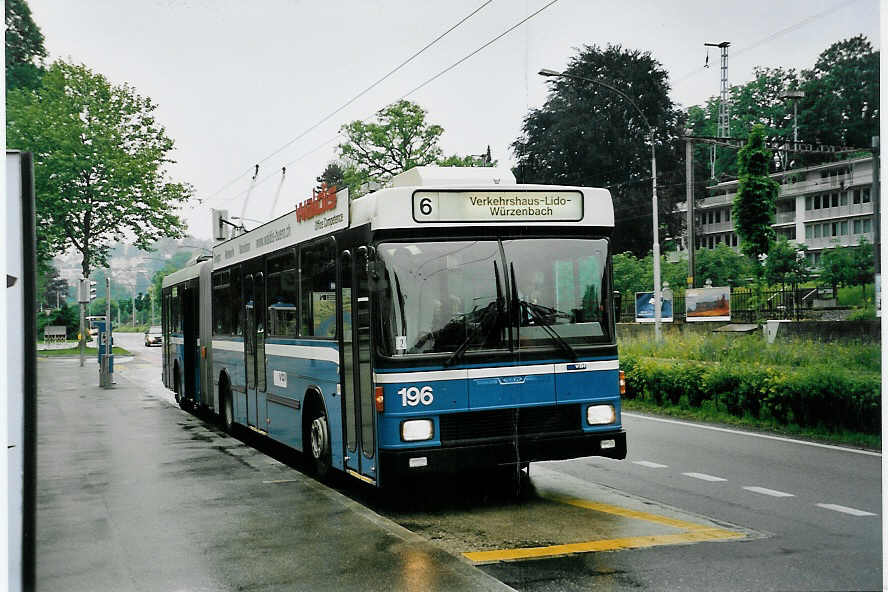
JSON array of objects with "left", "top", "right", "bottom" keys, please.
[
  {"left": 221, "top": 388, "right": 234, "bottom": 434},
  {"left": 307, "top": 408, "right": 331, "bottom": 479}
]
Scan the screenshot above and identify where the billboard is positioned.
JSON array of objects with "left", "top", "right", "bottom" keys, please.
[
  {"left": 686, "top": 287, "right": 731, "bottom": 322},
  {"left": 634, "top": 291, "right": 673, "bottom": 323}
]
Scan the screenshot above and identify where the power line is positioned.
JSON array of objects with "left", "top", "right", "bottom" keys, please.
[
  {"left": 216, "top": 0, "right": 562, "bottom": 211},
  {"left": 201, "top": 0, "right": 493, "bottom": 205}
]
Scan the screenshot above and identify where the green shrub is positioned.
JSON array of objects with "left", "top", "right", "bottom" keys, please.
[{"left": 622, "top": 356, "right": 880, "bottom": 434}]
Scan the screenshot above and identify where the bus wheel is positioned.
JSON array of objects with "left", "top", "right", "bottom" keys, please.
[
  {"left": 222, "top": 390, "right": 234, "bottom": 434},
  {"left": 308, "top": 410, "right": 331, "bottom": 479}
]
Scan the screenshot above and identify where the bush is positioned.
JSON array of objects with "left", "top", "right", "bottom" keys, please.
[
  {"left": 37, "top": 304, "right": 79, "bottom": 339},
  {"left": 623, "top": 357, "right": 880, "bottom": 434}
]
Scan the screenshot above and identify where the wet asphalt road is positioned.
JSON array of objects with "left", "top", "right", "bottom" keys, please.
[{"left": 39, "top": 333, "right": 883, "bottom": 591}]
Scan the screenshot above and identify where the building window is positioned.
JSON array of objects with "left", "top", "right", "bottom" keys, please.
[
  {"left": 862, "top": 188, "right": 871, "bottom": 203},
  {"left": 840, "top": 221, "right": 848, "bottom": 235},
  {"left": 814, "top": 195, "right": 821, "bottom": 209},
  {"left": 805, "top": 225, "right": 813, "bottom": 240},
  {"left": 725, "top": 209, "right": 731, "bottom": 221},
  {"left": 854, "top": 219, "right": 862, "bottom": 234},
  {"left": 805, "top": 196, "right": 812, "bottom": 210},
  {"left": 863, "top": 218, "right": 872, "bottom": 233},
  {"left": 814, "top": 224, "right": 821, "bottom": 238},
  {"left": 715, "top": 210, "right": 721, "bottom": 224},
  {"left": 840, "top": 192, "right": 848, "bottom": 206},
  {"left": 853, "top": 189, "right": 861, "bottom": 204},
  {"left": 831, "top": 192, "right": 839, "bottom": 208}
]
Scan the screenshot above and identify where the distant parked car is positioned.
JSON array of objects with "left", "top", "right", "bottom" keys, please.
[{"left": 144, "top": 325, "right": 163, "bottom": 347}]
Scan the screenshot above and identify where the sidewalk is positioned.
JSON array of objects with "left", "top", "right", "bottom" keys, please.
[{"left": 36, "top": 358, "right": 512, "bottom": 592}]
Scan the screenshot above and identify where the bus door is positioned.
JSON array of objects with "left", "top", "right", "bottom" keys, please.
[
  {"left": 182, "top": 282, "right": 199, "bottom": 401},
  {"left": 243, "top": 273, "right": 267, "bottom": 431},
  {"left": 340, "top": 246, "right": 376, "bottom": 480}
]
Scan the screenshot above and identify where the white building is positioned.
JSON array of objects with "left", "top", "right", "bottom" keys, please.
[{"left": 678, "top": 156, "right": 876, "bottom": 266}]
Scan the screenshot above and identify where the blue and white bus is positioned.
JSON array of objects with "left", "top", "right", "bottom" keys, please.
[{"left": 162, "top": 166, "right": 626, "bottom": 486}]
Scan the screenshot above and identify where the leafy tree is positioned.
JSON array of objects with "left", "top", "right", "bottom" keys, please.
[
  {"left": 733, "top": 125, "right": 778, "bottom": 266},
  {"left": 799, "top": 36, "right": 879, "bottom": 150},
  {"left": 512, "top": 44, "right": 685, "bottom": 255},
  {"left": 338, "top": 100, "right": 444, "bottom": 191},
  {"left": 612, "top": 251, "right": 686, "bottom": 297},
  {"left": 818, "top": 243, "right": 853, "bottom": 297},
  {"left": 765, "top": 238, "right": 809, "bottom": 292},
  {"left": 693, "top": 244, "right": 752, "bottom": 287},
  {"left": 7, "top": 60, "right": 193, "bottom": 278},
  {"left": 436, "top": 153, "right": 496, "bottom": 167},
  {"left": 849, "top": 238, "right": 875, "bottom": 295},
  {"left": 5, "top": 0, "right": 46, "bottom": 91}
]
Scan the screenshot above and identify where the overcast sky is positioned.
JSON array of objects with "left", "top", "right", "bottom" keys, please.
[{"left": 27, "top": 0, "right": 879, "bottom": 241}]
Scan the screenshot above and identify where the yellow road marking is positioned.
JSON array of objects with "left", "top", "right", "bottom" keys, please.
[{"left": 462, "top": 494, "right": 745, "bottom": 564}]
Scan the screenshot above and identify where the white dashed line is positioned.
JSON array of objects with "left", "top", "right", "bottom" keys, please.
[
  {"left": 682, "top": 472, "right": 727, "bottom": 482},
  {"left": 816, "top": 503, "right": 877, "bottom": 517},
  {"left": 633, "top": 461, "right": 669, "bottom": 469},
  {"left": 742, "top": 486, "right": 794, "bottom": 498}
]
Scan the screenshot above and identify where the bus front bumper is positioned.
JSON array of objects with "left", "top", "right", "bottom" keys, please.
[{"left": 379, "top": 430, "right": 626, "bottom": 475}]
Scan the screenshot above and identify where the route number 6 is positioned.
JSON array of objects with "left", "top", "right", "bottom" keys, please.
[
  {"left": 398, "top": 385, "right": 434, "bottom": 407},
  {"left": 418, "top": 197, "right": 433, "bottom": 216}
]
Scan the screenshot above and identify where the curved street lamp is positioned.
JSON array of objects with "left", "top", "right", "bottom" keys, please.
[{"left": 538, "top": 68, "right": 662, "bottom": 341}]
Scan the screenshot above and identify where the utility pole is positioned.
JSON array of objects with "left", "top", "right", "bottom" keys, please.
[
  {"left": 78, "top": 276, "right": 87, "bottom": 367},
  {"left": 705, "top": 42, "right": 731, "bottom": 179},
  {"left": 685, "top": 133, "right": 695, "bottom": 288},
  {"left": 873, "top": 136, "right": 880, "bottom": 315}
]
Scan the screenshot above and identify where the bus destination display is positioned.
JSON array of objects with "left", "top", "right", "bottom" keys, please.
[{"left": 412, "top": 190, "right": 583, "bottom": 223}]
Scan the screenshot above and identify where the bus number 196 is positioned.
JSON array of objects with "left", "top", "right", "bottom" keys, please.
[{"left": 398, "top": 386, "right": 434, "bottom": 407}]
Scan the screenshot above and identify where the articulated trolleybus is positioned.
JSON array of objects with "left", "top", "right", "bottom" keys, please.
[{"left": 162, "top": 166, "right": 626, "bottom": 486}]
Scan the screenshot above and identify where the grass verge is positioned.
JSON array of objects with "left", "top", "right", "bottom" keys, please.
[
  {"left": 38, "top": 346, "right": 131, "bottom": 357},
  {"left": 623, "top": 398, "right": 880, "bottom": 451}
]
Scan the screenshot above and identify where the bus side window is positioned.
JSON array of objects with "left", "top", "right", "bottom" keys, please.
[
  {"left": 267, "top": 250, "right": 298, "bottom": 338},
  {"left": 300, "top": 239, "right": 337, "bottom": 337},
  {"left": 230, "top": 265, "right": 243, "bottom": 336}
]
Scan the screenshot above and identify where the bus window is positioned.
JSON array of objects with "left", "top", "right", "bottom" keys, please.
[
  {"left": 212, "top": 269, "right": 231, "bottom": 335},
  {"left": 504, "top": 238, "right": 610, "bottom": 347},
  {"left": 375, "top": 241, "right": 506, "bottom": 356},
  {"left": 267, "top": 251, "right": 298, "bottom": 337},
  {"left": 230, "top": 266, "right": 243, "bottom": 336},
  {"left": 299, "top": 240, "right": 337, "bottom": 338}
]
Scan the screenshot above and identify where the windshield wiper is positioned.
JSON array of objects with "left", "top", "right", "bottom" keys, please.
[
  {"left": 509, "top": 262, "right": 577, "bottom": 361},
  {"left": 444, "top": 262, "right": 505, "bottom": 367}
]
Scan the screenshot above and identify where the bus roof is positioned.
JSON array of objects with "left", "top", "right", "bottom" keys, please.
[{"left": 162, "top": 259, "right": 210, "bottom": 288}]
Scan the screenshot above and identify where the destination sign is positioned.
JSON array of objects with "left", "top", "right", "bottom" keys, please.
[{"left": 412, "top": 190, "right": 583, "bottom": 223}]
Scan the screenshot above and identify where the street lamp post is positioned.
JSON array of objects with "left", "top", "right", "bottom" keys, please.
[{"left": 539, "top": 68, "right": 662, "bottom": 341}]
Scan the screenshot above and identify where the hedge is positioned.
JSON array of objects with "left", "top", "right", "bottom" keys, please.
[{"left": 621, "top": 355, "right": 881, "bottom": 434}]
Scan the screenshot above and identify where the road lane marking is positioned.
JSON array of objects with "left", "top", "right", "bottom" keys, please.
[
  {"left": 815, "top": 503, "right": 877, "bottom": 517},
  {"left": 262, "top": 479, "right": 301, "bottom": 484},
  {"left": 633, "top": 460, "right": 668, "bottom": 468},
  {"left": 683, "top": 472, "right": 727, "bottom": 482},
  {"left": 742, "top": 486, "right": 794, "bottom": 498},
  {"left": 622, "top": 412, "right": 881, "bottom": 457},
  {"left": 462, "top": 496, "right": 744, "bottom": 564}
]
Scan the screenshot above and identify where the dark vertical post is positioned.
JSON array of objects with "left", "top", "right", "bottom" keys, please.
[
  {"left": 872, "top": 136, "right": 880, "bottom": 280},
  {"left": 21, "top": 151, "right": 37, "bottom": 592},
  {"left": 685, "top": 134, "right": 695, "bottom": 289}
]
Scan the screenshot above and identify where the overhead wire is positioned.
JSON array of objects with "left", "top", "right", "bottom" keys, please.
[
  {"left": 216, "top": 0, "right": 562, "bottom": 211},
  {"left": 201, "top": 0, "right": 494, "bottom": 205}
]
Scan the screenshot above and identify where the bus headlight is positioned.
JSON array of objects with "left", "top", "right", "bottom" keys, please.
[
  {"left": 401, "top": 419, "right": 434, "bottom": 442},
  {"left": 586, "top": 404, "right": 615, "bottom": 426}
]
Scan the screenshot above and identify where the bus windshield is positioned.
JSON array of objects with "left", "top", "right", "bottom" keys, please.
[{"left": 375, "top": 238, "right": 611, "bottom": 357}]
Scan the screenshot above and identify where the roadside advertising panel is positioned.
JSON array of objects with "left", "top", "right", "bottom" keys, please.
[
  {"left": 634, "top": 291, "right": 673, "bottom": 323},
  {"left": 686, "top": 287, "right": 731, "bottom": 322}
]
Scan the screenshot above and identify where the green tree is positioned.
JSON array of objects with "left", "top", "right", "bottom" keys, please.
[
  {"left": 694, "top": 244, "right": 752, "bottom": 287},
  {"left": 765, "top": 238, "right": 809, "bottom": 292},
  {"left": 7, "top": 60, "right": 193, "bottom": 277},
  {"left": 799, "top": 35, "right": 879, "bottom": 149},
  {"left": 849, "top": 238, "right": 875, "bottom": 295},
  {"left": 818, "top": 243, "right": 853, "bottom": 296},
  {"left": 436, "top": 153, "right": 496, "bottom": 167},
  {"left": 512, "top": 44, "right": 685, "bottom": 255},
  {"left": 733, "top": 125, "right": 778, "bottom": 267},
  {"left": 5, "top": 0, "right": 46, "bottom": 91},
  {"left": 338, "top": 100, "right": 444, "bottom": 192}
]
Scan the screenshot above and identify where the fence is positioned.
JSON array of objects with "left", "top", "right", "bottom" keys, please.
[{"left": 617, "top": 288, "right": 818, "bottom": 324}]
